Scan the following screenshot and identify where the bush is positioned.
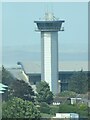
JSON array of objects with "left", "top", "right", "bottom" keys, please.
[
  {"left": 50, "top": 105, "right": 59, "bottom": 115},
  {"left": 76, "top": 103, "right": 88, "bottom": 118},
  {"left": 39, "top": 102, "right": 51, "bottom": 114},
  {"left": 58, "top": 91, "right": 77, "bottom": 97},
  {"left": 58, "top": 103, "right": 88, "bottom": 118},
  {"left": 78, "top": 103, "right": 88, "bottom": 111},
  {"left": 58, "top": 104, "right": 77, "bottom": 113},
  {"left": 2, "top": 97, "right": 41, "bottom": 119}
]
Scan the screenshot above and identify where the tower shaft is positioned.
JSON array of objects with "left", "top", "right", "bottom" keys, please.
[{"left": 41, "top": 32, "right": 58, "bottom": 94}]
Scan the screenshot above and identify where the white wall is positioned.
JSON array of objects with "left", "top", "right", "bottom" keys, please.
[{"left": 41, "top": 32, "right": 58, "bottom": 94}]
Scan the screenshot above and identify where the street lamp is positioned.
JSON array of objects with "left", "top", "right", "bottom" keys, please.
[{"left": 58, "top": 80, "right": 61, "bottom": 93}]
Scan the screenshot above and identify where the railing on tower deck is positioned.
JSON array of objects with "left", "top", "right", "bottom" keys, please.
[{"left": 35, "top": 26, "right": 64, "bottom": 32}]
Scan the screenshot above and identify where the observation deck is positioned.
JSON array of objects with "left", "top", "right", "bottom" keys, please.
[{"left": 34, "top": 12, "right": 65, "bottom": 32}]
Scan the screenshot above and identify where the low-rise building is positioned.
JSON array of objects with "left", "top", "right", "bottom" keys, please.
[{"left": 53, "top": 113, "right": 79, "bottom": 119}]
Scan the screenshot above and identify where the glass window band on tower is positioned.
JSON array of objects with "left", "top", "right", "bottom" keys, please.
[{"left": 34, "top": 21, "right": 65, "bottom": 32}]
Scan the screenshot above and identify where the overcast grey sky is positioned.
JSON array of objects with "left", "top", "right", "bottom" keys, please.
[{"left": 1, "top": 2, "right": 88, "bottom": 71}]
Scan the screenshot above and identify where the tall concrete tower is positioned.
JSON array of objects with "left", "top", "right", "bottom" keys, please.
[{"left": 34, "top": 12, "right": 65, "bottom": 94}]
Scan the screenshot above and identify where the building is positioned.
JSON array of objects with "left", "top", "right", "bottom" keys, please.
[
  {"left": 34, "top": 12, "right": 65, "bottom": 94},
  {"left": 7, "top": 67, "right": 77, "bottom": 92},
  {"left": 53, "top": 113, "right": 79, "bottom": 119},
  {"left": 29, "top": 71, "right": 72, "bottom": 92}
]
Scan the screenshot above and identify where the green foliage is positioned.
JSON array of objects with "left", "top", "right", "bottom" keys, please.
[
  {"left": 7, "top": 80, "right": 35, "bottom": 101},
  {"left": 68, "top": 71, "right": 88, "bottom": 94},
  {"left": 41, "top": 113, "right": 54, "bottom": 118},
  {"left": 58, "top": 104, "right": 77, "bottom": 113},
  {"left": 76, "top": 103, "right": 88, "bottom": 118},
  {"left": 50, "top": 105, "right": 59, "bottom": 115},
  {"left": 58, "top": 90, "right": 77, "bottom": 97},
  {"left": 2, "top": 66, "right": 15, "bottom": 86},
  {"left": 39, "top": 102, "right": 51, "bottom": 114},
  {"left": 58, "top": 103, "right": 88, "bottom": 118},
  {"left": 2, "top": 66, "right": 35, "bottom": 102},
  {"left": 2, "top": 97, "right": 41, "bottom": 119},
  {"left": 36, "top": 81, "right": 53, "bottom": 104}
]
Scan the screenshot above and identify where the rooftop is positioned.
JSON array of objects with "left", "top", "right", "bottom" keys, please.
[
  {"left": 34, "top": 12, "right": 65, "bottom": 32},
  {"left": 6, "top": 61, "right": 88, "bottom": 74}
]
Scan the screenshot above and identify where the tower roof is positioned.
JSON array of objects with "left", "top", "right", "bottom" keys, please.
[
  {"left": 34, "top": 12, "right": 65, "bottom": 32},
  {"left": 44, "top": 12, "right": 58, "bottom": 21}
]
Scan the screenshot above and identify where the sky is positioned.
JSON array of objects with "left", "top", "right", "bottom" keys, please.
[{"left": 1, "top": 2, "right": 88, "bottom": 71}]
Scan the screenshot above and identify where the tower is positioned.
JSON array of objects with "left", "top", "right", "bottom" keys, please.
[{"left": 34, "top": 12, "right": 65, "bottom": 94}]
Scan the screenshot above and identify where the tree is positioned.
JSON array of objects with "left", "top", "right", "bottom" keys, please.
[
  {"left": 2, "top": 97, "right": 41, "bottom": 119},
  {"left": 4, "top": 80, "right": 35, "bottom": 102},
  {"left": 2, "top": 66, "right": 35, "bottom": 102},
  {"left": 39, "top": 102, "right": 51, "bottom": 114},
  {"left": 2, "top": 66, "right": 16, "bottom": 86},
  {"left": 68, "top": 70, "right": 88, "bottom": 94},
  {"left": 58, "top": 90, "right": 77, "bottom": 97},
  {"left": 36, "top": 81, "right": 53, "bottom": 104}
]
